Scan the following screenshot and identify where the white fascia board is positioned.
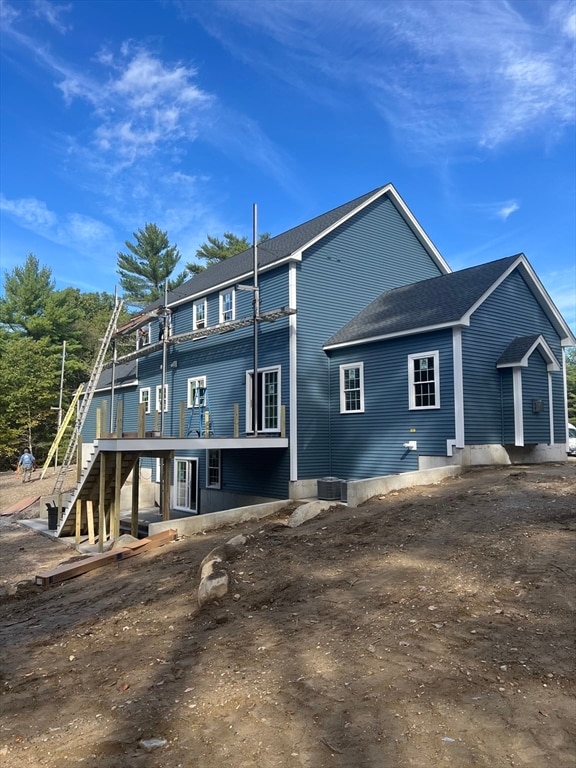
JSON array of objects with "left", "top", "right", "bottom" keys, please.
[
  {"left": 323, "top": 320, "right": 462, "bottom": 351},
  {"left": 289, "top": 263, "right": 298, "bottom": 482},
  {"left": 496, "top": 334, "right": 561, "bottom": 372},
  {"left": 168, "top": 257, "right": 299, "bottom": 310},
  {"left": 462, "top": 254, "right": 576, "bottom": 345},
  {"left": 292, "top": 184, "right": 451, "bottom": 275}
]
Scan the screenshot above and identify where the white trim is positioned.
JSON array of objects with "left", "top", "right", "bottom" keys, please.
[
  {"left": 548, "top": 372, "right": 554, "bottom": 445},
  {"left": 496, "top": 334, "right": 561, "bottom": 372},
  {"left": 461, "top": 255, "right": 575, "bottom": 345},
  {"left": 324, "top": 321, "right": 460, "bottom": 350},
  {"left": 167, "top": 184, "right": 453, "bottom": 310},
  {"left": 139, "top": 387, "right": 151, "bottom": 414},
  {"left": 292, "top": 184, "right": 451, "bottom": 275},
  {"left": 192, "top": 298, "right": 207, "bottom": 330},
  {"left": 173, "top": 456, "right": 198, "bottom": 513},
  {"left": 513, "top": 368, "right": 524, "bottom": 446},
  {"left": 452, "top": 328, "right": 465, "bottom": 447},
  {"left": 187, "top": 375, "right": 207, "bottom": 408},
  {"left": 246, "top": 365, "right": 281, "bottom": 433},
  {"left": 339, "top": 362, "right": 365, "bottom": 413},
  {"left": 408, "top": 351, "right": 440, "bottom": 410},
  {"left": 219, "top": 287, "right": 235, "bottom": 324},
  {"left": 155, "top": 384, "right": 168, "bottom": 413},
  {"left": 289, "top": 263, "right": 298, "bottom": 482}
]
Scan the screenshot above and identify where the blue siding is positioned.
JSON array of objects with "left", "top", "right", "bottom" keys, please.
[
  {"left": 328, "top": 330, "right": 455, "bottom": 479},
  {"left": 500, "top": 370, "right": 515, "bottom": 444},
  {"left": 522, "top": 350, "right": 550, "bottom": 444},
  {"left": 462, "top": 269, "right": 565, "bottom": 446},
  {"left": 296, "top": 196, "right": 445, "bottom": 478}
]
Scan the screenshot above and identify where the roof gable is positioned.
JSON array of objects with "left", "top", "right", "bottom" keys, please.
[
  {"left": 496, "top": 335, "right": 560, "bottom": 371},
  {"left": 163, "top": 183, "right": 450, "bottom": 308},
  {"left": 324, "top": 254, "right": 575, "bottom": 349}
]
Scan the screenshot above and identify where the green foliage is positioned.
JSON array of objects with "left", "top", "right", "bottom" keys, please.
[
  {"left": 188, "top": 231, "right": 270, "bottom": 274},
  {"left": 0, "top": 253, "right": 55, "bottom": 337},
  {"left": 566, "top": 347, "right": 576, "bottom": 423},
  {"left": 117, "top": 223, "right": 188, "bottom": 305},
  {"left": 0, "top": 256, "right": 129, "bottom": 467},
  {"left": 0, "top": 335, "right": 61, "bottom": 467}
]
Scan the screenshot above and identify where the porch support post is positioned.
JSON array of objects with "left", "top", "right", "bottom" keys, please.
[
  {"left": 111, "top": 451, "right": 121, "bottom": 542},
  {"left": 98, "top": 453, "right": 107, "bottom": 552},
  {"left": 162, "top": 454, "right": 172, "bottom": 521},
  {"left": 131, "top": 458, "right": 140, "bottom": 538}
]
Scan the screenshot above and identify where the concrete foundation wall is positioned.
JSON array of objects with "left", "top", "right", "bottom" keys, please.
[
  {"left": 289, "top": 478, "right": 319, "bottom": 500},
  {"left": 149, "top": 500, "right": 291, "bottom": 537},
  {"left": 200, "top": 488, "right": 278, "bottom": 514},
  {"left": 345, "top": 465, "right": 462, "bottom": 508}
]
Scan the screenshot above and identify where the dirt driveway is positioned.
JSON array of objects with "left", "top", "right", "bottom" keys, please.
[{"left": 0, "top": 462, "right": 575, "bottom": 767}]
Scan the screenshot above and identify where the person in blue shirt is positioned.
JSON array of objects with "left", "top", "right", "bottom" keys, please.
[{"left": 17, "top": 448, "right": 36, "bottom": 483}]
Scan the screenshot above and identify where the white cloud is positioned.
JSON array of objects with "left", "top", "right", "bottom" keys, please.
[
  {"left": 497, "top": 201, "right": 520, "bottom": 221},
  {"left": 32, "top": 0, "right": 71, "bottom": 34},
  {"left": 0, "top": 195, "right": 57, "bottom": 229},
  {"left": 191, "top": 0, "right": 575, "bottom": 153},
  {"left": 0, "top": 194, "right": 113, "bottom": 248}
]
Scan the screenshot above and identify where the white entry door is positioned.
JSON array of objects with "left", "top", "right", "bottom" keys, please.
[{"left": 174, "top": 458, "right": 198, "bottom": 513}]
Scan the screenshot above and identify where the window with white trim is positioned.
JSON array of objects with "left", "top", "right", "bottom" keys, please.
[
  {"left": 219, "top": 288, "right": 235, "bottom": 323},
  {"left": 246, "top": 366, "right": 281, "bottom": 433},
  {"left": 139, "top": 387, "right": 151, "bottom": 414},
  {"left": 408, "top": 351, "right": 440, "bottom": 409},
  {"left": 187, "top": 376, "right": 207, "bottom": 408},
  {"left": 193, "top": 299, "right": 207, "bottom": 330},
  {"left": 155, "top": 384, "right": 168, "bottom": 412},
  {"left": 339, "top": 363, "right": 364, "bottom": 413},
  {"left": 206, "top": 449, "right": 221, "bottom": 488}
]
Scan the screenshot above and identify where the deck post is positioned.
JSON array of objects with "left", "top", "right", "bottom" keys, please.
[
  {"left": 98, "top": 453, "right": 107, "bottom": 552},
  {"left": 162, "top": 454, "right": 171, "bottom": 521},
  {"left": 112, "top": 451, "right": 121, "bottom": 542},
  {"left": 131, "top": 459, "right": 140, "bottom": 538}
]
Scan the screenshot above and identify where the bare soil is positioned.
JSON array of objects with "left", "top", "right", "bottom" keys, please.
[{"left": 0, "top": 462, "right": 575, "bottom": 768}]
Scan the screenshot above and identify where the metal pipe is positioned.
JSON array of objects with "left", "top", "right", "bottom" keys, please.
[{"left": 253, "top": 204, "right": 259, "bottom": 435}]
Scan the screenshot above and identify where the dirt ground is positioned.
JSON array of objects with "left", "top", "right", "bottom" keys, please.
[{"left": 0, "top": 461, "right": 575, "bottom": 768}]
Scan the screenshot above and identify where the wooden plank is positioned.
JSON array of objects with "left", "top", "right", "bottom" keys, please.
[
  {"left": 35, "top": 530, "right": 177, "bottom": 587},
  {"left": 75, "top": 499, "right": 82, "bottom": 545},
  {"left": 1, "top": 495, "right": 40, "bottom": 516},
  {"left": 86, "top": 500, "right": 95, "bottom": 545}
]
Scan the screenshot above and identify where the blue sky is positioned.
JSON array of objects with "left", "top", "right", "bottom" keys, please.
[{"left": 1, "top": 0, "right": 575, "bottom": 330}]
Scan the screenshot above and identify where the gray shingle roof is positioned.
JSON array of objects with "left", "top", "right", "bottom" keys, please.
[
  {"left": 324, "top": 254, "right": 521, "bottom": 348},
  {"left": 496, "top": 335, "right": 541, "bottom": 366},
  {"left": 165, "top": 186, "right": 385, "bottom": 306}
]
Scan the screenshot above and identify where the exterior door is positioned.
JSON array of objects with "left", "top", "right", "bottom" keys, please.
[{"left": 174, "top": 458, "right": 198, "bottom": 513}]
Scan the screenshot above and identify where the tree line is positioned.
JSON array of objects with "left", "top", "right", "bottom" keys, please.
[{"left": 0, "top": 226, "right": 264, "bottom": 469}]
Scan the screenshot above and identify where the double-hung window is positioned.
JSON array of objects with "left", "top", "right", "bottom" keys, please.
[
  {"left": 139, "top": 387, "right": 151, "bottom": 414},
  {"left": 408, "top": 351, "right": 440, "bottom": 409},
  {"left": 340, "top": 363, "right": 364, "bottom": 413},
  {"left": 155, "top": 384, "right": 168, "bottom": 413},
  {"left": 219, "top": 289, "right": 235, "bottom": 323},
  {"left": 246, "top": 366, "right": 280, "bottom": 433},
  {"left": 206, "top": 449, "right": 221, "bottom": 488},
  {"left": 187, "top": 376, "right": 207, "bottom": 408},
  {"left": 193, "top": 299, "right": 207, "bottom": 330}
]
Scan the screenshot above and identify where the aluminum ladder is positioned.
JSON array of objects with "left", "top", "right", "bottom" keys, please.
[{"left": 52, "top": 297, "right": 124, "bottom": 496}]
